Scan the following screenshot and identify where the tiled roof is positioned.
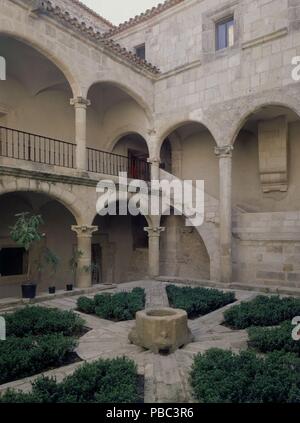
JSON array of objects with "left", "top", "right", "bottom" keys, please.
[
  {"left": 37, "top": 1, "right": 161, "bottom": 75},
  {"left": 71, "top": 0, "right": 115, "bottom": 28},
  {"left": 104, "top": 0, "right": 185, "bottom": 37}
]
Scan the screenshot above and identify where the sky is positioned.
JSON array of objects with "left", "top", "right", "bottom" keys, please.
[{"left": 80, "top": 0, "right": 162, "bottom": 25}]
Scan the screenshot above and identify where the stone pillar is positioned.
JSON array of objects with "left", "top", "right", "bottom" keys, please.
[
  {"left": 71, "top": 225, "right": 98, "bottom": 288},
  {"left": 215, "top": 145, "right": 234, "bottom": 283},
  {"left": 70, "top": 97, "right": 91, "bottom": 171},
  {"left": 144, "top": 226, "right": 165, "bottom": 278},
  {"left": 147, "top": 157, "right": 161, "bottom": 180}
]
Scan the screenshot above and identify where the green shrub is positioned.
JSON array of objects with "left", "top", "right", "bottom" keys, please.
[
  {"left": 4, "top": 306, "right": 85, "bottom": 337},
  {"left": 0, "top": 358, "right": 140, "bottom": 403},
  {"left": 0, "top": 334, "right": 77, "bottom": 384},
  {"left": 166, "top": 285, "right": 235, "bottom": 319},
  {"left": 77, "top": 297, "right": 95, "bottom": 315},
  {"left": 77, "top": 288, "right": 145, "bottom": 321},
  {"left": 191, "top": 348, "right": 300, "bottom": 403},
  {"left": 248, "top": 321, "right": 300, "bottom": 355},
  {"left": 223, "top": 295, "right": 300, "bottom": 329}
]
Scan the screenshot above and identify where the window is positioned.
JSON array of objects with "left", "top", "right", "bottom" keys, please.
[
  {"left": 135, "top": 44, "right": 146, "bottom": 60},
  {"left": 0, "top": 247, "right": 27, "bottom": 276},
  {"left": 216, "top": 17, "right": 234, "bottom": 50}
]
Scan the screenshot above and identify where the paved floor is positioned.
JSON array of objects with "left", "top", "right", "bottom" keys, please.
[{"left": 0, "top": 280, "right": 257, "bottom": 402}]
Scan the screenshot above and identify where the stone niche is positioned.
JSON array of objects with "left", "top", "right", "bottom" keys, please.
[{"left": 258, "top": 116, "right": 288, "bottom": 193}]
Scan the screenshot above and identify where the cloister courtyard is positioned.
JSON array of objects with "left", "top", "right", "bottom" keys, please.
[
  {"left": 0, "top": 280, "right": 300, "bottom": 403},
  {"left": 1, "top": 0, "right": 300, "bottom": 404}
]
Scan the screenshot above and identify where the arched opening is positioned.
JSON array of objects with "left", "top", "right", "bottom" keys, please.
[
  {"left": 0, "top": 35, "right": 74, "bottom": 141},
  {"left": 160, "top": 213, "right": 210, "bottom": 280},
  {"left": 232, "top": 104, "right": 300, "bottom": 212},
  {"left": 112, "top": 133, "right": 149, "bottom": 179},
  {"left": 92, "top": 208, "right": 149, "bottom": 284},
  {"left": 0, "top": 192, "right": 77, "bottom": 298},
  {"left": 232, "top": 104, "right": 300, "bottom": 287},
  {"left": 159, "top": 121, "right": 219, "bottom": 199},
  {"left": 86, "top": 82, "right": 150, "bottom": 178}
]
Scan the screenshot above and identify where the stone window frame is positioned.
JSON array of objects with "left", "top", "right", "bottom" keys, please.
[
  {"left": 201, "top": 0, "right": 242, "bottom": 63},
  {"left": 134, "top": 43, "right": 146, "bottom": 60}
]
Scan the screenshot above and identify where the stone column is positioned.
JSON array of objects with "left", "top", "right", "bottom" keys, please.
[
  {"left": 70, "top": 97, "right": 91, "bottom": 171},
  {"left": 144, "top": 226, "right": 165, "bottom": 278},
  {"left": 71, "top": 225, "right": 98, "bottom": 288},
  {"left": 147, "top": 157, "right": 161, "bottom": 180},
  {"left": 214, "top": 145, "right": 234, "bottom": 283}
]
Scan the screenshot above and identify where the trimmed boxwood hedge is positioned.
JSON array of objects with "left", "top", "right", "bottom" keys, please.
[
  {"left": 248, "top": 321, "right": 300, "bottom": 355},
  {"left": 4, "top": 306, "right": 85, "bottom": 337},
  {"left": 191, "top": 348, "right": 300, "bottom": 403},
  {"left": 0, "top": 357, "right": 140, "bottom": 403},
  {"left": 166, "top": 285, "right": 235, "bottom": 319},
  {"left": 223, "top": 295, "right": 300, "bottom": 329},
  {"left": 0, "top": 306, "right": 85, "bottom": 385},
  {"left": 0, "top": 334, "right": 77, "bottom": 385},
  {"left": 77, "top": 288, "right": 145, "bottom": 321}
]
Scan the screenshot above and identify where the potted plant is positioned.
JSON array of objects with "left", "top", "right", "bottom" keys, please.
[
  {"left": 10, "top": 212, "right": 44, "bottom": 299},
  {"left": 68, "top": 249, "right": 83, "bottom": 291},
  {"left": 44, "top": 248, "right": 60, "bottom": 294}
]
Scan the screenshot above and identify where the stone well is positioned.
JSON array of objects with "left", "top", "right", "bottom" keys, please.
[{"left": 129, "top": 307, "right": 193, "bottom": 354}]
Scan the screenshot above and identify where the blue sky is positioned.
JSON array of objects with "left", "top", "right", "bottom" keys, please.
[{"left": 80, "top": 0, "right": 162, "bottom": 25}]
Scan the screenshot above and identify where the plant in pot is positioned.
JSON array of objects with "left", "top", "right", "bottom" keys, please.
[
  {"left": 10, "top": 212, "right": 44, "bottom": 299},
  {"left": 44, "top": 248, "right": 60, "bottom": 294},
  {"left": 68, "top": 249, "right": 84, "bottom": 291}
]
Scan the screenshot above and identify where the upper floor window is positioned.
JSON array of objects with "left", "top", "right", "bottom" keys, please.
[
  {"left": 216, "top": 17, "right": 234, "bottom": 50},
  {"left": 135, "top": 44, "right": 146, "bottom": 60}
]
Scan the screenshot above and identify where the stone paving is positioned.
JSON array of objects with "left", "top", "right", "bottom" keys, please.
[{"left": 0, "top": 280, "right": 258, "bottom": 402}]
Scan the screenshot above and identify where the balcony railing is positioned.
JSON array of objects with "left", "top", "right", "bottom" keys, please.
[
  {"left": 0, "top": 126, "right": 150, "bottom": 181},
  {"left": 87, "top": 147, "right": 150, "bottom": 181},
  {"left": 0, "top": 126, "right": 75, "bottom": 168}
]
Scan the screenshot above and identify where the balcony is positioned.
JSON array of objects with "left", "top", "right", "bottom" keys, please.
[{"left": 0, "top": 126, "right": 150, "bottom": 181}]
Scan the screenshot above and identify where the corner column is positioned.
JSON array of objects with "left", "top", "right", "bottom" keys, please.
[
  {"left": 70, "top": 97, "right": 91, "bottom": 171},
  {"left": 71, "top": 225, "right": 98, "bottom": 288},
  {"left": 144, "top": 226, "right": 165, "bottom": 278},
  {"left": 214, "top": 145, "right": 234, "bottom": 283}
]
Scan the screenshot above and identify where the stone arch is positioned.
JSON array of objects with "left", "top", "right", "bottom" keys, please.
[
  {"left": 86, "top": 80, "right": 154, "bottom": 126},
  {"left": 91, "top": 200, "right": 153, "bottom": 228},
  {"left": 0, "top": 179, "right": 84, "bottom": 225},
  {"left": 0, "top": 31, "right": 82, "bottom": 98},
  {"left": 155, "top": 118, "right": 219, "bottom": 159},
  {"left": 104, "top": 125, "right": 150, "bottom": 153},
  {"left": 229, "top": 100, "right": 300, "bottom": 146}
]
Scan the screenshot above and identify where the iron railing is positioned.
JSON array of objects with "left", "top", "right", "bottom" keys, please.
[
  {"left": 87, "top": 147, "right": 150, "bottom": 181},
  {"left": 0, "top": 126, "right": 76, "bottom": 168},
  {"left": 0, "top": 126, "right": 150, "bottom": 180}
]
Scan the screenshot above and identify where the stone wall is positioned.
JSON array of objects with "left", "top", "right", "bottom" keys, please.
[
  {"left": 160, "top": 215, "right": 210, "bottom": 280},
  {"left": 233, "top": 211, "right": 300, "bottom": 287}
]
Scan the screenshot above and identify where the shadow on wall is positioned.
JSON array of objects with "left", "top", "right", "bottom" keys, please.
[{"left": 160, "top": 214, "right": 210, "bottom": 280}]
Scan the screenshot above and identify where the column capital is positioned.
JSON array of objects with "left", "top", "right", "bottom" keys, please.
[
  {"left": 214, "top": 145, "right": 234, "bottom": 158},
  {"left": 71, "top": 225, "right": 98, "bottom": 237},
  {"left": 144, "top": 226, "right": 165, "bottom": 237},
  {"left": 70, "top": 96, "right": 91, "bottom": 108}
]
